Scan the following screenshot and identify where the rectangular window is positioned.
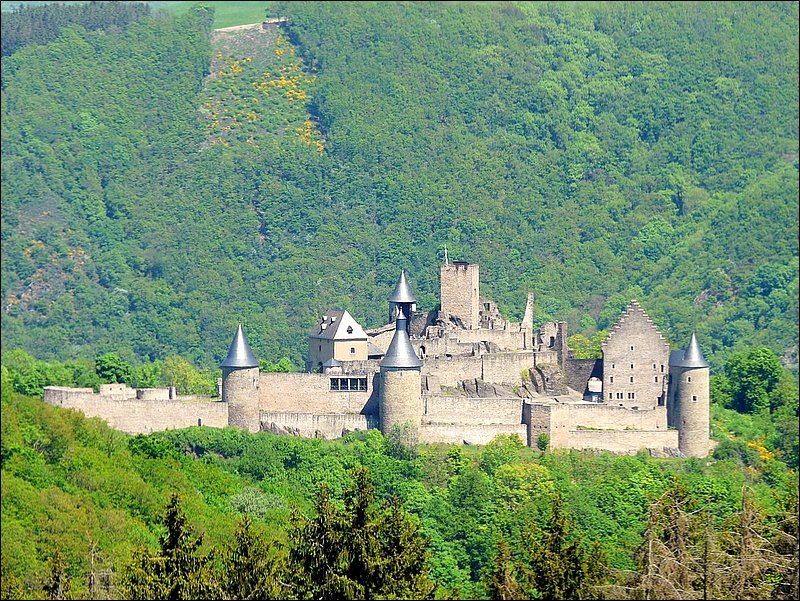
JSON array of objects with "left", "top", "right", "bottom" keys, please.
[
  {"left": 350, "top": 378, "right": 359, "bottom": 390},
  {"left": 630, "top": 364, "right": 634, "bottom": 369},
  {"left": 358, "top": 378, "right": 368, "bottom": 391},
  {"left": 687, "top": 376, "right": 692, "bottom": 383},
  {"left": 630, "top": 345, "right": 635, "bottom": 351},
  {"left": 654, "top": 376, "right": 659, "bottom": 382},
  {"left": 630, "top": 376, "right": 634, "bottom": 383},
  {"left": 351, "top": 347, "right": 356, "bottom": 354},
  {"left": 692, "top": 395, "right": 697, "bottom": 402},
  {"left": 608, "top": 392, "right": 613, "bottom": 400},
  {"left": 330, "top": 379, "right": 340, "bottom": 391},
  {"left": 661, "top": 365, "right": 664, "bottom": 372},
  {"left": 653, "top": 363, "right": 656, "bottom": 369},
  {"left": 610, "top": 376, "right": 614, "bottom": 383},
  {"left": 611, "top": 363, "right": 615, "bottom": 369}
]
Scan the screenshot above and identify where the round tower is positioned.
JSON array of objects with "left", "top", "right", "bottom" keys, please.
[
  {"left": 379, "top": 313, "right": 423, "bottom": 436},
  {"left": 671, "top": 333, "right": 710, "bottom": 458},
  {"left": 221, "top": 324, "right": 261, "bottom": 433}
]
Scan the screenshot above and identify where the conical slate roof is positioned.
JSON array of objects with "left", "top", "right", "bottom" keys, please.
[
  {"left": 388, "top": 270, "right": 417, "bottom": 303},
  {"left": 380, "top": 316, "right": 422, "bottom": 369},
  {"left": 682, "top": 333, "right": 709, "bottom": 367},
  {"left": 671, "top": 333, "right": 709, "bottom": 368},
  {"left": 321, "top": 357, "right": 342, "bottom": 368},
  {"left": 220, "top": 324, "right": 259, "bottom": 368}
]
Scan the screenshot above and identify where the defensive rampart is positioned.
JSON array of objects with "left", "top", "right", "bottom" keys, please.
[
  {"left": 420, "top": 423, "right": 528, "bottom": 445},
  {"left": 563, "top": 430, "right": 679, "bottom": 455},
  {"left": 423, "top": 396, "right": 523, "bottom": 424},
  {"left": 43, "top": 387, "right": 227, "bottom": 433},
  {"left": 260, "top": 412, "right": 376, "bottom": 439}
]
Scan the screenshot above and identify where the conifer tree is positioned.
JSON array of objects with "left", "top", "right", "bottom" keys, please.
[
  {"left": 121, "top": 493, "right": 218, "bottom": 600},
  {"left": 288, "top": 466, "right": 436, "bottom": 599},
  {"left": 220, "top": 515, "right": 286, "bottom": 600},
  {"left": 521, "top": 493, "right": 606, "bottom": 600},
  {"left": 42, "top": 549, "right": 71, "bottom": 601},
  {"left": 483, "top": 537, "right": 525, "bottom": 600}
]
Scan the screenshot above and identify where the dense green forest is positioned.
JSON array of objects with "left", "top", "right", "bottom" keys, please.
[
  {"left": 1, "top": 1, "right": 797, "bottom": 374},
  {"left": 1, "top": 387, "right": 797, "bottom": 599}
]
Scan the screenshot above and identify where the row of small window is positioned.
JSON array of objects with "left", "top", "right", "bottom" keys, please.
[
  {"left": 330, "top": 377, "right": 368, "bottom": 391},
  {"left": 608, "top": 392, "right": 700, "bottom": 402},
  {"left": 609, "top": 376, "right": 662, "bottom": 383},
  {"left": 610, "top": 363, "right": 665, "bottom": 372}
]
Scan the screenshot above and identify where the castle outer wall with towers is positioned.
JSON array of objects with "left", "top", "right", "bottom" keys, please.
[{"left": 44, "top": 261, "right": 712, "bottom": 458}]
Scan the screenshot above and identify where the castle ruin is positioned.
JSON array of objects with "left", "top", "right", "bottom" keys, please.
[{"left": 44, "top": 261, "right": 711, "bottom": 457}]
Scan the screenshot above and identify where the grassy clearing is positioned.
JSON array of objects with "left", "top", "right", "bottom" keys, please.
[
  {"left": 2, "top": 1, "right": 276, "bottom": 29},
  {"left": 150, "top": 1, "right": 274, "bottom": 28}
]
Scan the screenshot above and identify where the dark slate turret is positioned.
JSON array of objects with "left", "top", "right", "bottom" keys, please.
[
  {"left": 381, "top": 316, "right": 422, "bottom": 368},
  {"left": 388, "top": 270, "right": 417, "bottom": 324},
  {"left": 221, "top": 324, "right": 259, "bottom": 368},
  {"left": 389, "top": 270, "right": 416, "bottom": 303},
  {"left": 670, "top": 333, "right": 709, "bottom": 368}
]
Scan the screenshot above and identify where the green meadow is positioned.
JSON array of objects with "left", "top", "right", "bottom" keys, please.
[{"left": 0, "top": 1, "right": 274, "bottom": 28}]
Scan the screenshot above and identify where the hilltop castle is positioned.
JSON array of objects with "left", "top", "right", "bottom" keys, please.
[{"left": 44, "top": 261, "right": 711, "bottom": 457}]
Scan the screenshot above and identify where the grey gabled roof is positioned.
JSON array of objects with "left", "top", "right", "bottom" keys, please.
[
  {"left": 388, "top": 270, "right": 417, "bottom": 303},
  {"left": 367, "top": 342, "right": 385, "bottom": 358},
  {"left": 669, "top": 333, "right": 709, "bottom": 368},
  {"left": 321, "top": 358, "right": 342, "bottom": 368},
  {"left": 380, "top": 317, "right": 422, "bottom": 369},
  {"left": 220, "top": 324, "right": 259, "bottom": 368}
]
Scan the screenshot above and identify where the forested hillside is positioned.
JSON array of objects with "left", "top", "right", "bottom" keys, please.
[
  {"left": 1, "top": 1, "right": 797, "bottom": 374},
  {"left": 2, "top": 388, "right": 797, "bottom": 599}
]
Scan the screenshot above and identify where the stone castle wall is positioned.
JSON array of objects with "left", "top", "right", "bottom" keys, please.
[
  {"left": 563, "top": 430, "right": 679, "bottom": 454},
  {"left": 482, "top": 352, "right": 537, "bottom": 384},
  {"left": 422, "top": 356, "right": 483, "bottom": 388},
  {"left": 420, "top": 423, "right": 528, "bottom": 445},
  {"left": 43, "top": 387, "right": 228, "bottom": 434},
  {"left": 423, "top": 396, "right": 523, "bottom": 425},
  {"left": 455, "top": 328, "right": 528, "bottom": 350},
  {"left": 259, "top": 372, "right": 376, "bottom": 414},
  {"left": 261, "top": 412, "right": 377, "bottom": 439}
]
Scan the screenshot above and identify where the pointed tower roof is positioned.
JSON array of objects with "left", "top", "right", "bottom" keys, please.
[
  {"left": 680, "top": 333, "right": 709, "bottom": 368},
  {"left": 220, "top": 324, "right": 259, "bottom": 368},
  {"left": 388, "top": 270, "right": 417, "bottom": 303},
  {"left": 380, "top": 316, "right": 422, "bottom": 369}
]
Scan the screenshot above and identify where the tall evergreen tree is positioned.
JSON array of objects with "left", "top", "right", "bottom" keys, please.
[
  {"left": 220, "top": 515, "right": 286, "bottom": 600},
  {"left": 121, "top": 494, "right": 218, "bottom": 600},
  {"left": 288, "top": 466, "right": 436, "bottom": 599},
  {"left": 482, "top": 537, "right": 525, "bottom": 600},
  {"left": 521, "top": 493, "right": 606, "bottom": 600}
]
